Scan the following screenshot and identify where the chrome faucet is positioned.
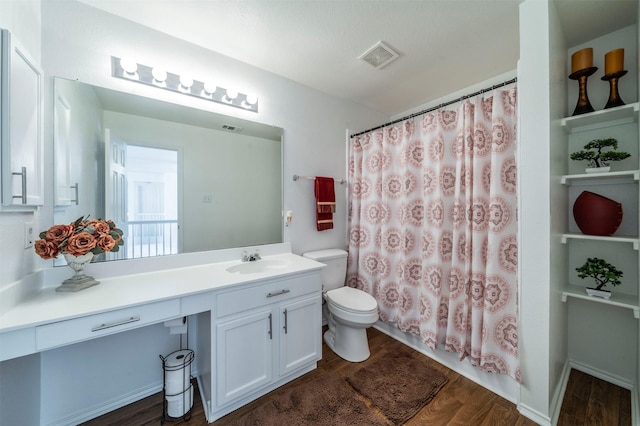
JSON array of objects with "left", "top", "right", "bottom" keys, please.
[{"left": 242, "top": 249, "right": 261, "bottom": 262}]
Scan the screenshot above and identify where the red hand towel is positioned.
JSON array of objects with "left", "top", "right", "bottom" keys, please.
[{"left": 315, "top": 177, "right": 335, "bottom": 231}]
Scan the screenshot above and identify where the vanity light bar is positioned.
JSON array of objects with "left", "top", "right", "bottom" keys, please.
[{"left": 110, "top": 56, "right": 259, "bottom": 113}]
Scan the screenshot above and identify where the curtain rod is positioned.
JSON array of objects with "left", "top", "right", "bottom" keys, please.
[{"left": 350, "top": 77, "right": 517, "bottom": 138}]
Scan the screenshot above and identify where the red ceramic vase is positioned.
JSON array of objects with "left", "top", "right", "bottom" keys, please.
[{"left": 572, "top": 191, "right": 623, "bottom": 236}]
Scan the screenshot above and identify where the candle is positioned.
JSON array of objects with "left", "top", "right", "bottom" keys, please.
[
  {"left": 604, "top": 48, "right": 624, "bottom": 75},
  {"left": 571, "top": 48, "right": 593, "bottom": 73}
]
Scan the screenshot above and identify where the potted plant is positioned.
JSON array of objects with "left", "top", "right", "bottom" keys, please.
[
  {"left": 575, "top": 257, "right": 623, "bottom": 299},
  {"left": 570, "top": 138, "right": 630, "bottom": 173}
]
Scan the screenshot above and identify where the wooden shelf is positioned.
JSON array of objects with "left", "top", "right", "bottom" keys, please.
[
  {"left": 561, "top": 233, "right": 639, "bottom": 250},
  {"left": 561, "top": 170, "right": 640, "bottom": 184},
  {"left": 561, "top": 284, "right": 639, "bottom": 319},
  {"left": 560, "top": 102, "right": 639, "bottom": 133}
]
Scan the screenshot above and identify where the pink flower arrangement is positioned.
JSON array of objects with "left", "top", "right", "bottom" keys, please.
[{"left": 34, "top": 216, "right": 124, "bottom": 259}]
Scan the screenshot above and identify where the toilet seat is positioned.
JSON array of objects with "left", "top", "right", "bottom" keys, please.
[{"left": 326, "top": 287, "right": 377, "bottom": 314}]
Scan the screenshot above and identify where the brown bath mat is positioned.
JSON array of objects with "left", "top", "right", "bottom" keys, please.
[
  {"left": 346, "top": 350, "right": 448, "bottom": 425},
  {"left": 227, "top": 372, "right": 389, "bottom": 426}
]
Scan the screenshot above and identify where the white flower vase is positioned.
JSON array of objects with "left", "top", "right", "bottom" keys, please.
[{"left": 56, "top": 252, "right": 100, "bottom": 292}]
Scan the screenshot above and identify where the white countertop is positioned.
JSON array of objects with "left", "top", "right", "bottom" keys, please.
[{"left": 0, "top": 247, "right": 324, "bottom": 333}]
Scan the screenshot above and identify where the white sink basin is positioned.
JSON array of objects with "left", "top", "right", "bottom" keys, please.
[{"left": 225, "top": 259, "right": 290, "bottom": 274}]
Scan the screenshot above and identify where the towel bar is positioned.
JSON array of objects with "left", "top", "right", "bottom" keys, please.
[{"left": 293, "top": 174, "right": 346, "bottom": 184}]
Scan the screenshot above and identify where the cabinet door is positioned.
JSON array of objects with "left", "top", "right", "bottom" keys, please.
[
  {"left": 215, "top": 309, "right": 273, "bottom": 406},
  {"left": 0, "top": 29, "right": 43, "bottom": 207},
  {"left": 279, "top": 295, "right": 322, "bottom": 376}
]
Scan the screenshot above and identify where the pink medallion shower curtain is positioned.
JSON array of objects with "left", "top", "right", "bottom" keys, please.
[{"left": 347, "top": 88, "right": 519, "bottom": 381}]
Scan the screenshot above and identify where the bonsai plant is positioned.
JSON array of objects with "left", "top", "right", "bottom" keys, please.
[
  {"left": 575, "top": 257, "right": 624, "bottom": 299},
  {"left": 570, "top": 138, "right": 630, "bottom": 172}
]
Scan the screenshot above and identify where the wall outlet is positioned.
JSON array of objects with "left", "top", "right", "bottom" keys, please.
[
  {"left": 202, "top": 194, "right": 213, "bottom": 203},
  {"left": 24, "top": 222, "right": 34, "bottom": 248}
]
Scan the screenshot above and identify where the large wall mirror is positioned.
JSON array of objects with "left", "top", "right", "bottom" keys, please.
[{"left": 53, "top": 77, "right": 283, "bottom": 263}]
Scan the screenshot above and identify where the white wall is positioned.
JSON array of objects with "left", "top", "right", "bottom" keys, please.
[
  {"left": 0, "top": 0, "right": 40, "bottom": 58},
  {"left": 40, "top": 0, "right": 388, "bottom": 263},
  {"left": 517, "top": 0, "right": 555, "bottom": 423},
  {"left": 40, "top": 324, "right": 180, "bottom": 424},
  {"left": 546, "top": 1, "right": 571, "bottom": 423},
  {"left": 0, "top": 352, "right": 40, "bottom": 426}
]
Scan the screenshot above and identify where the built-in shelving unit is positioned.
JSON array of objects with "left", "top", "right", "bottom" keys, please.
[
  {"left": 561, "top": 284, "right": 640, "bottom": 319},
  {"left": 560, "top": 233, "right": 639, "bottom": 250},
  {"left": 559, "top": 90, "right": 639, "bottom": 320},
  {"left": 552, "top": 20, "right": 640, "bottom": 419},
  {"left": 560, "top": 102, "right": 639, "bottom": 133},
  {"left": 561, "top": 169, "right": 639, "bottom": 184}
]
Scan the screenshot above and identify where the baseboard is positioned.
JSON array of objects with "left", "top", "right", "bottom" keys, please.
[
  {"left": 517, "top": 403, "right": 552, "bottom": 426},
  {"left": 568, "top": 359, "right": 634, "bottom": 390},
  {"left": 632, "top": 386, "right": 639, "bottom": 426},
  {"left": 44, "top": 381, "right": 163, "bottom": 426},
  {"left": 516, "top": 360, "right": 570, "bottom": 426},
  {"left": 549, "top": 359, "right": 572, "bottom": 426},
  {"left": 196, "top": 373, "right": 212, "bottom": 422}
]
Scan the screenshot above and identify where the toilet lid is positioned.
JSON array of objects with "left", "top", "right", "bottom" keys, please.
[{"left": 327, "top": 287, "right": 377, "bottom": 313}]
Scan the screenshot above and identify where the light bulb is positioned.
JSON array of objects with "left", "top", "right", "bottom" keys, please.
[
  {"left": 179, "top": 75, "right": 193, "bottom": 89},
  {"left": 120, "top": 57, "right": 137, "bottom": 74},
  {"left": 203, "top": 81, "right": 217, "bottom": 95},
  {"left": 245, "top": 93, "right": 258, "bottom": 105},
  {"left": 225, "top": 88, "right": 238, "bottom": 100},
  {"left": 152, "top": 67, "right": 167, "bottom": 83}
]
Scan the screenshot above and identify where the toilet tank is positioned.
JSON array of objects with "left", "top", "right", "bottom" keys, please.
[{"left": 302, "top": 249, "right": 348, "bottom": 291}]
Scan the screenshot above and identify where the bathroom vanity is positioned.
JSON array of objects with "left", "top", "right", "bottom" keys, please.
[
  {"left": 200, "top": 270, "right": 322, "bottom": 421},
  {"left": 0, "top": 243, "right": 323, "bottom": 424}
]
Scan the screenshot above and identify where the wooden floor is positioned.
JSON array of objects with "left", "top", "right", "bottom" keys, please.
[
  {"left": 83, "top": 328, "right": 630, "bottom": 426},
  {"left": 557, "top": 368, "right": 631, "bottom": 426}
]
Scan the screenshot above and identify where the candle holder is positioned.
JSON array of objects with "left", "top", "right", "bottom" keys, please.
[
  {"left": 569, "top": 67, "right": 597, "bottom": 116},
  {"left": 601, "top": 70, "right": 627, "bottom": 109}
]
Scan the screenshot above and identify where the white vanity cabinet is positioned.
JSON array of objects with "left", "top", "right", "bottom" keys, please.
[
  {"left": 207, "top": 271, "right": 322, "bottom": 422},
  {"left": 0, "top": 28, "right": 44, "bottom": 208},
  {"left": 0, "top": 247, "right": 325, "bottom": 425},
  {"left": 215, "top": 307, "right": 273, "bottom": 405}
]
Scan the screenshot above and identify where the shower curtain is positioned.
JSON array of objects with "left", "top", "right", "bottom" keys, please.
[{"left": 347, "top": 88, "right": 519, "bottom": 381}]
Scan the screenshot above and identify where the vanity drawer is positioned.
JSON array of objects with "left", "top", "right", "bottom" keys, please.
[
  {"left": 216, "top": 274, "right": 321, "bottom": 317},
  {"left": 35, "top": 299, "right": 180, "bottom": 351}
]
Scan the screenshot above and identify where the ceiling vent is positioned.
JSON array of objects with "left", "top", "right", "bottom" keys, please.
[
  {"left": 222, "top": 124, "right": 242, "bottom": 132},
  {"left": 359, "top": 41, "right": 400, "bottom": 69}
]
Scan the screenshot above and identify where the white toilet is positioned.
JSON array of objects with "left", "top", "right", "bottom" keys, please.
[{"left": 302, "top": 249, "right": 378, "bottom": 362}]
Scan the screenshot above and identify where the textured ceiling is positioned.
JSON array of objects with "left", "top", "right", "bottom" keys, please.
[{"left": 76, "top": 0, "right": 637, "bottom": 116}]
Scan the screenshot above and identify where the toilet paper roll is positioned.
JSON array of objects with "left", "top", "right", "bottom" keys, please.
[
  {"left": 168, "top": 324, "right": 188, "bottom": 335},
  {"left": 164, "top": 317, "right": 186, "bottom": 328},
  {"left": 166, "top": 386, "right": 193, "bottom": 418},
  {"left": 164, "top": 350, "right": 194, "bottom": 395},
  {"left": 164, "top": 317, "right": 188, "bottom": 334}
]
